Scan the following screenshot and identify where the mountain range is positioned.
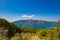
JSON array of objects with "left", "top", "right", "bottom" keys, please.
[{"left": 13, "top": 20, "right": 58, "bottom": 29}]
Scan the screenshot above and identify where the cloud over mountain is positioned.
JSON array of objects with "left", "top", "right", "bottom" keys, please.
[{"left": 21, "top": 15, "right": 34, "bottom": 19}]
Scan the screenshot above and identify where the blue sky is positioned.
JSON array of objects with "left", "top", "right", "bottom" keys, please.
[{"left": 0, "top": 0, "right": 60, "bottom": 22}]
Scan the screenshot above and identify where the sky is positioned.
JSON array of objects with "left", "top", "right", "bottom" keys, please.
[{"left": 0, "top": 0, "right": 60, "bottom": 22}]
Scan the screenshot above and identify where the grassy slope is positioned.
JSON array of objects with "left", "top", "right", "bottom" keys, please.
[{"left": 0, "top": 18, "right": 60, "bottom": 40}]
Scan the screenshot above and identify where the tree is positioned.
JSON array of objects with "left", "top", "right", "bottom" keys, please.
[{"left": 57, "top": 20, "right": 60, "bottom": 32}]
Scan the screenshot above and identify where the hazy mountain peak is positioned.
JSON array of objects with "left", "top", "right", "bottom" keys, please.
[{"left": 13, "top": 20, "right": 57, "bottom": 29}]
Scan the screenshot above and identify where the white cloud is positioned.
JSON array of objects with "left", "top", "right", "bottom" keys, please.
[
  {"left": 28, "top": 15, "right": 34, "bottom": 18},
  {"left": 21, "top": 15, "right": 35, "bottom": 19},
  {"left": 22, "top": 15, "right": 28, "bottom": 18}
]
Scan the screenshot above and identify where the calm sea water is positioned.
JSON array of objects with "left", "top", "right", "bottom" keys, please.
[{"left": 14, "top": 22, "right": 57, "bottom": 29}]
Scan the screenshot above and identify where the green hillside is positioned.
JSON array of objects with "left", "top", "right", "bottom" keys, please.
[{"left": 0, "top": 18, "right": 60, "bottom": 40}]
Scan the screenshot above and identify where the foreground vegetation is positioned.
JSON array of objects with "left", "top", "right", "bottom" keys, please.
[{"left": 0, "top": 18, "right": 60, "bottom": 40}]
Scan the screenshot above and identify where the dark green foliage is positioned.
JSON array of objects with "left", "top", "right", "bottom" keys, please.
[
  {"left": 19, "top": 27, "right": 40, "bottom": 33},
  {"left": 57, "top": 20, "right": 60, "bottom": 32},
  {"left": 0, "top": 18, "right": 40, "bottom": 39},
  {"left": 58, "top": 33, "right": 60, "bottom": 38},
  {"left": 0, "top": 18, "right": 60, "bottom": 40},
  {"left": 0, "top": 19, "right": 23, "bottom": 38},
  {"left": 41, "top": 31, "right": 47, "bottom": 37}
]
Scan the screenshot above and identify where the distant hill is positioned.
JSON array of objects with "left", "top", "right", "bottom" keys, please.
[{"left": 13, "top": 20, "right": 58, "bottom": 29}]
